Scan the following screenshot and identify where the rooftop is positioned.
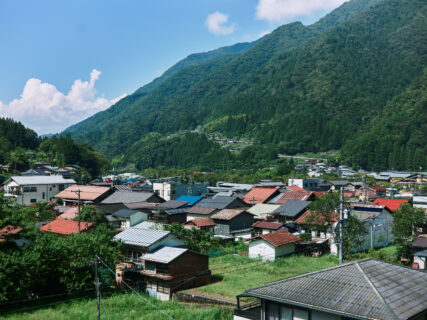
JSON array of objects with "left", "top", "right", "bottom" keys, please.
[
  {"left": 211, "top": 209, "right": 246, "bottom": 221},
  {"left": 55, "top": 185, "right": 111, "bottom": 201},
  {"left": 155, "top": 200, "right": 188, "bottom": 210},
  {"left": 186, "top": 206, "right": 217, "bottom": 215},
  {"left": 255, "top": 229, "right": 300, "bottom": 247},
  {"left": 101, "top": 191, "right": 158, "bottom": 204},
  {"left": 40, "top": 219, "right": 93, "bottom": 235},
  {"left": 184, "top": 218, "right": 216, "bottom": 228},
  {"left": 275, "top": 191, "right": 313, "bottom": 204},
  {"left": 175, "top": 195, "right": 203, "bottom": 206},
  {"left": 240, "top": 259, "right": 427, "bottom": 320},
  {"left": 295, "top": 210, "right": 338, "bottom": 224},
  {"left": 143, "top": 246, "right": 188, "bottom": 264},
  {"left": 372, "top": 198, "right": 409, "bottom": 211},
  {"left": 6, "top": 176, "right": 76, "bottom": 186},
  {"left": 113, "top": 228, "right": 171, "bottom": 247},
  {"left": 252, "top": 221, "right": 283, "bottom": 230},
  {"left": 243, "top": 187, "right": 279, "bottom": 205},
  {"left": 113, "top": 209, "right": 142, "bottom": 217},
  {"left": 197, "top": 195, "right": 243, "bottom": 209},
  {"left": 273, "top": 200, "right": 311, "bottom": 217},
  {"left": 58, "top": 207, "right": 79, "bottom": 220}
]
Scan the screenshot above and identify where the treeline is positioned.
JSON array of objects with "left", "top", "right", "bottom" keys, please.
[
  {"left": 114, "top": 132, "right": 283, "bottom": 171},
  {"left": 0, "top": 117, "right": 109, "bottom": 178}
]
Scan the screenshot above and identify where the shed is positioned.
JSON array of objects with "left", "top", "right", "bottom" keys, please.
[{"left": 248, "top": 230, "right": 300, "bottom": 261}]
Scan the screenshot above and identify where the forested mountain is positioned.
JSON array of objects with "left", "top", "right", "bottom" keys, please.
[
  {"left": 65, "top": 0, "right": 427, "bottom": 171},
  {"left": 0, "top": 118, "right": 38, "bottom": 153}
]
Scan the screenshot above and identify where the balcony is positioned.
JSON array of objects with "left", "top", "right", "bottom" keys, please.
[{"left": 234, "top": 299, "right": 261, "bottom": 320}]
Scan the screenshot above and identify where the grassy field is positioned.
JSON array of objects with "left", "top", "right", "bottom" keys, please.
[
  {"left": 200, "top": 254, "right": 339, "bottom": 298},
  {"left": 3, "top": 293, "right": 232, "bottom": 320}
]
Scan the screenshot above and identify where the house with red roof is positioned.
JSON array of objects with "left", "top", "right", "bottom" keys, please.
[
  {"left": 249, "top": 230, "right": 300, "bottom": 261},
  {"left": 243, "top": 187, "right": 279, "bottom": 205},
  {"left": 40, "top": 219, "right": 94, "bottom": 235},
  {"left": 252, "top": 221, "right": 283, "bottom": 237},
  {"left": 183, "top": 218, "right": 216, "bottom": 232},
  {"left": 372, "top": 198, "right": 409, "bottom": 212}
]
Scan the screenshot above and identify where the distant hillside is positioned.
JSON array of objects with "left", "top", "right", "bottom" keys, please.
[
  {"left": 0, "top": 118, "right": 39, "bottom": 153},
  {"left": 65, "top": 0, "right": 427, "bottom": 171}
]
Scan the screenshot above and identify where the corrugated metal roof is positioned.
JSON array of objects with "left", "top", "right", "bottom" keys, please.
[
  {"left": 112, "top": 209, "right": 141, "bottom": 217},
  {"left": 242, "top": 259, "right": 427, "bottom": 320},
  {"left": 176, "top": 195, "right": 203, "bottom": 206},
  {"left": 155, "top": 200, "right": 188, "bottom": 210},
  {"left": 186, "top": 206, "right": 217, "bottom": 215},
  {"left": 8, "top": 176, "right": 76, "bottom": 186},
  {"left": 247, "top": 204, "right": 280, "bottom": 219},
  {"left": 197, "top": 195, "right": 243, "bottom": 209},
  {"left": 55, "top": 185, "right": 110, "bottom": 201},
  {"left": 184, "top": 218, "right": 216, "bottom": 227},
  {"left": 273, "top": 200, "right": 311, "bottom": 217},
  {"left": 113, "top": 228, "right": 170, "bottom": 247},
  {"left": 243, "top": 187, "right": 279, "bottom": 204},
  {"left": 211, "top": 209, "right": 245, "bottom": 221},
  {"left": 101, "top": 191, "right": 156, "bottom": 204},
  {"left": 142, "top": 246, "right": 187, "bottom": 264},
  {"left": 252, "top": 221, "right": 283, "bottom": 230}
]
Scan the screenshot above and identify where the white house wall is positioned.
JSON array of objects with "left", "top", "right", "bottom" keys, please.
[{"left": 249, "top": 239, "right": 276, "bottom": 261}]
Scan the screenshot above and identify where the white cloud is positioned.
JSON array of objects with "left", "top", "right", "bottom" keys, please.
[
  {"left": 0, "top": 69, "right": 126, "bottom": 135},
  {"left": 205, "top": 12, "right": 235, "bottom": 35},
  {"left": 256, "top": 0, "right": 348, "bottom": 23}
]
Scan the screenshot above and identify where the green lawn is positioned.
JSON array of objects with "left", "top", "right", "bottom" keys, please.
[
  {"left": 199, "top": 254, "right": 339, "bottom": 298},
  {"left": 3, "top": 293, "right": 232, "bottom": 320}
]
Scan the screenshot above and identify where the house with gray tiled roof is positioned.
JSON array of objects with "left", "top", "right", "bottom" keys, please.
[
  {"left": 272, "top": 200, "right": 311, "bottom": 223},
  {"left": 234, "top": 259, "right": 427, "bottom": 320}
]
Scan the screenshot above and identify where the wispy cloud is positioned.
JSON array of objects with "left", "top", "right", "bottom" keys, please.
[
  {"left": 205, "top": 12, "right": 235, "bottom": 35},
  {"left": 0, "top": 69, "right": 126, "bottom": 134},
  {"left": 256, "top": 0, "right": 348, "bottom": 23}
]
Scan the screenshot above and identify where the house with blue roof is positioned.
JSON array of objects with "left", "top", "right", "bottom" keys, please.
[{"left": 175, "top": 195, "right": 203, "bottom": 206}]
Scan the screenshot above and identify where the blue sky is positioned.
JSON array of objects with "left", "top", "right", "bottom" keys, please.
[{"left": 0, "top": 0, "right": 347, "bottom": 134}]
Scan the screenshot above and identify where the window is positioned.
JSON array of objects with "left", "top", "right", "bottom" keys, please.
[
  {"left": 157, "top": 264, "right": 169, "bottom": 274},
  {"left": 266, "top": 303, "right": 308, "bottom": 320},
  {"left": 157, "top": 281, "right": 170, "bottom": 294},
  {"left": 30, "top": 199, "right": 37, "bottom": 203},
  {"left": 59, "top": 184, "right": 65, "bottom": 191},
  {"left": 42, "top": 192, "right": 45, "bottom": 199},
  {"left": 49, "top": 187, "right": 52, "bottom": 191},
  {"left": 23, "top": 186, "right": 37, "bottom": 192}
]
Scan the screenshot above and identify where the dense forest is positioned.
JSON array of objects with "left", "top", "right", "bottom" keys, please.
[
  {"left": 64, "top": 0, "right": 426, "bottom": 171},
  {"left": 0, "top": 118, "right": 109, "bottom": 178}
]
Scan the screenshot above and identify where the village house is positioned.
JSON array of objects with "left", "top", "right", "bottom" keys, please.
[
  {"left": 97, "top": 190, "right": 164, "bottom": 214},
  {"left": 55, "top": 185, "right": 112, "bottom": 206},
  {"left": 0, "top": 225, "right": 28, "bottom": 247},
  {"left": 196, "top": 194, "right": 247, "bottom": 210},
  {"left": 142, "top": 246, "right": 211, "bottom": 301},
  {"left": 40, "top": 219, "right": 94, "bottom": 236},
  {"left": 233, "top": 259, "right": 427, "bottom": 320},
  {"left": 4, "top": 176, "right": 76, "bottom": 205},
  {"left": 372, "top": 198, "right": 409, "bottom": 212},
  {"left": 412, "top": 237, "right": 427, "bottom": 270},
  {"left": 248, "top": 229, "right": 300, "bottom": 261},
  {"left": 183, "top": 218, "right": 216, "bottom": 232},
  {"left": 112, "top": 209, "right": 148, "bottom": 229},
  {"left": 175, "top": 195, "right": 203, "bottom": 206},
  {"left": 211, "top": 209, "right": 254, "bottom": 239},
  {"left": 252, "top": 221, "right": 283, "bottom": 237},
  {"left": 269, "top": 190, "right": 315, "bottom": 204},
  {"left": 113, "top": 228, "right": 184, "bottom": 264}
]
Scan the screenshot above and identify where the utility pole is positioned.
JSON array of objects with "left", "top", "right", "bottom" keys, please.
[
  {"left": 95, "top": 256, "right": 101, "bottom": 320},
  {"left": 339, "top": 187, "right": 343, "bottom": 264},
  {"left": 71, "top": 189, "right": 81, "bottom": 233}
]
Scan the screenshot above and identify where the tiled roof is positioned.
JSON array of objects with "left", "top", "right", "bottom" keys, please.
[
  {"left": 125, "top": 202, "right": 160, "bottom": 210},
  {"left": 273, "top": 200, "right": 311, "bottom": 217},
  {"left": 40, "top": 219, "right": 93, "bottom": 235},
  {"left": 242, "top": 259, "right": 427, "bottom": 320},
  {"left": 372, "top": 199, "right": 409, "bottom": 211},
  {"left": 101, "top": 191, "right": 157, "bottom": 204},
  {"left": 113, "top": 228, "right": 171, "bottom": 247},
  {"left": 370, "top": 185, "right": 386, "bottom": 192},
  {"left": 252, "top": 221, "right": 283, "bottom": 230},
  {"left": 211, "top": 209, "right": 245, "bottom": 221},
  {"left": 275, "top": 191, "right": 312, "bottom": 204},
  {"left": 113, "top": 209, "right": 142, "bottom": 217},
  {"left": 295, "top": 210, "right": 338, "bottom": 224},
  {"left": 243, "top": 187, "right": 279, "bottom": 204},
  {"left": 143, "top": 246, "right": 188, "bottom": 264},
  {"left": 58, "top": 207, "right": 79, "bottom": 220},
  {"left": 185, "top": 218, "right": 216, "bottom": 227},
  {"left": 56, "top": 185, "right": 111, "bottom": 201},
  {"left": 186, "top": 206, "right": 217, "bottom": 215},
  {"left": 256, "top": 230, "right": 300, "bottom": 247},
  {"left": 0, "top": 225, "right": 23, "bottom": 238}
]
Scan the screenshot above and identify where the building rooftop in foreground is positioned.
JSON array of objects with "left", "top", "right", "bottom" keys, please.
[{"left": 239, "top": 258, "right": 427, "bottom": 320}]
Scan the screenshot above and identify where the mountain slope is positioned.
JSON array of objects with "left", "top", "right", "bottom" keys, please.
[{"left": 67, "top": 0, "right": 426, "bottom": 171}]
